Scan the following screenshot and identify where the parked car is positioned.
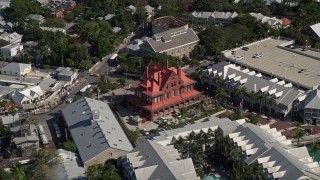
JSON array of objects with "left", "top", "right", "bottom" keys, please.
[
  {"left": 235, "top": 56, "right": 244, "bottom": 61},
  {"left": 37, "top": 125, "right": 45, "bottom": 135},
  {"left": 242, "top": 46, "right": 249, "bottom": 51},
  {"left": 252, "top": 53, "right": 262, "bottom": 58},
  {"left": 90, "top": 73, "right": 100, "bottom": 77},
  {"left": 66, "top": 98, "right": 73, "bottom": 104}
]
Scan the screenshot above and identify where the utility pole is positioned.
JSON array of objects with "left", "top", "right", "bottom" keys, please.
[{"left": 97, "top": 88, "right": 100, "bottom": 100}]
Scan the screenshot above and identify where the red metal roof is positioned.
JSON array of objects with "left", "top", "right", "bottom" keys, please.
[{"left": 138, "top": 62, "right": 195, "bottom": 96}]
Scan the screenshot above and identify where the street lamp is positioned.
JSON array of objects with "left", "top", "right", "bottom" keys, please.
[
  {"left": 97, "top": 88, "right": 100, "bottom": 100},
  {"left": 293, "top": 54, "right": 297, "bottom": 67},
  {"left": 306, "top": 40, "right": 308, "bottom": 49}
]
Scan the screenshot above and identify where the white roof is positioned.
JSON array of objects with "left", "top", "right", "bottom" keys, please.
[
  {"left": 0, "top": 32, "right": 22, "bottom": 43},
  {"left": 310, "top": 23, "right": 320, "bottom": 39},
  {"left": 125, "top": 140, "right": 200, "bottom": 180},
  {"left": 1, "top": 62, "right": 31, "bottom": 74},
  {"left": 12, "top": 85, "right": 44, "bottom": 103},
  {"left": 55, "top": 149, "right": 85, "bottom": 180}
]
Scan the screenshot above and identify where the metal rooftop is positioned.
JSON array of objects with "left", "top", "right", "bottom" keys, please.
[{"left": 62, "top": 97, "right": 133, "bottom": 163}]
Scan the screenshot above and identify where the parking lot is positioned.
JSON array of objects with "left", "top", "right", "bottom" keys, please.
[{"left": 225, "top": 38, "right": 320, "bottom": 90}]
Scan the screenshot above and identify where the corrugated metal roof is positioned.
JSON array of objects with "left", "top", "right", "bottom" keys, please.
[{"left": 62, "top": 97, "right": 133, "bottom": 163}]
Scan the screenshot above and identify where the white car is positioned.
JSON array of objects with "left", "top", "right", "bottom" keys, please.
[
  {"left": 253, "top": 53, "right": 262, "bottom": 58},
  {"left": 235, "top": 56, "right": 244, "bottom": 61}
]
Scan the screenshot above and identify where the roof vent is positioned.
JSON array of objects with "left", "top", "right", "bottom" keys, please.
[
  {"left": 93, "top": 110, "right": 100, "bottom": 120},
  {"left": 114, "top": 144, "right": 118, "bottom": 146},
  {"left": 82, "top": 111, "right": 86, "bottom": 115}
]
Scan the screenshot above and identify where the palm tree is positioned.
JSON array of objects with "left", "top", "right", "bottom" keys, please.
[
  {"left": 248, "top": 91, "right": 257, "bottom": 108},
  {"left": 215, "top": 87, "right": 229, "bottom": 104},
  {"left": 174, "top": 136, "right": 185, "bottom": 153},
  {"left": 249, "top": 162, "right": 264, "bottom": 180},
  {"left": 257, "top": 93, "right": 268, "bottom": 115},
  {"left": 8, "top": 105, "right": 17, "bottom": 125},
  {"left": 229, "top": 148, "right": 241, "bottom": 167},
  {"left": 296, "top": 127, "right": 304, "bottom": 146},
  {"left": 267, "top": 98, "right": 277, "bottom": 118},
  {"left": 237, "top": 86, "right": 248, "bottom": 114},
  {"left": 213, "top": 74, "right": 223, "bottom": 87}
]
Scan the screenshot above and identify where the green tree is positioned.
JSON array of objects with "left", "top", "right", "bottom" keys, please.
[
  {"left": 117, "top": 77, "right": 127, "bottom": 88},
  {"left": 8, "top": 105, "right": 17, "bottom": 125},
  {"left": 7, "top": 0, "right": 41, "bottom": 22},
  {"left": 229, "top": 148, "right": 241, "bottom": 167},
  {"left": 64, "top": 12, "right": 74, "bottom": 22},
  {"left": 258, "top": 93, "right": 268, "bottom": 115},
  {"left": 127, "top": 131, "right": 140, "bottom": 145},
  {"left": 42, "top": 18, "right": 66, "bottom": 28},
  {"left": 86, "top": 163, "right": 121, "bottom": 180},
  {"left": 249, "top": 115, "right": 259, "bottom": 125},
  {"left": 0, "top": 124, "right": 10, "bottom": 137},
  {"left": 295, "top": 123, "right": 304, "bottom": 146},
  {"left": 11, "top": 163, "right": 26, "bottom": 180},
  {"left": 27, "top": 116, "right": 38, "bottom": 125},
  {"left": 0, "top": 168, "right": 9, "bottom": 180},
  {"left": 83, "top": 89, "right": 93, "bottom": 98},
  {"left": 61, "top": 141, "right": 77, "bottom": 153}
]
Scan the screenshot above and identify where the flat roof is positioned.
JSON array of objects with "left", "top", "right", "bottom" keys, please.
[{"left": 223, "top": 38, "right": 320, "bottom": 90}]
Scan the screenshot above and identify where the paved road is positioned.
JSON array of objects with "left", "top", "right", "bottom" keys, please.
[{"left": 33, "top": 32, "right": 136, "bottom": 147}]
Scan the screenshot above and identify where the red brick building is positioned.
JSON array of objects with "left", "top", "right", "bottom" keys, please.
[{"left": 128, "top": 62, "right": 201, "bottom": 120}]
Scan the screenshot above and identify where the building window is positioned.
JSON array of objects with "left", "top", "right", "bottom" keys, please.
[
  {"left": 165, "top": 93, "right": 169, "bottom": 99},
  {"left": 172, "top": 90, "right": 175, "bottom": 97},
  {"left": 178, "top": 89, "right": 181, "bottom": 95}
]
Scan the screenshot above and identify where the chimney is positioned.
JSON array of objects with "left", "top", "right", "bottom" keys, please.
[
  {"left": 158, "top": 71, "right": 161, "bottom": 86},
  {"left": 254, "top": 83, "right": 257, "bottom": 92},
  {"left": 165, "top": 60, "right": 169, "bottom": 68},
  {"left": 177, "top": 66, "right": 182, "bottom": 77}
]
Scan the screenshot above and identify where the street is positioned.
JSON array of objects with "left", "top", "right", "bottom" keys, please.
[{"left": 32, "top": 28, "right": 212, "bottom": 149}]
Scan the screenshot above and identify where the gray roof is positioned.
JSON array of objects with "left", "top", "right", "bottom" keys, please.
[
  {"left": 54, "top": 149, "right": 85, "bottom": 180},
  {"left": 104, "top": 14, "right": 115, "bottom": 20},
  {"left": 208, "top": 63, "right": 302, "bottom": 107},
  {"left": 0, "top": 85, "right": 14, "bottom": 97},
  {"left": 56, "top": 67, "right": 77, "bottom": 77},
  {"left": 143, "top": 28, "right": 199, "bottom": 53},
  {"left": 304, "top": 89, "right": 320, "bottom": 109},
  {"left": 1, "top": 62, "right": 31, "bottom": 74},
  {"left": 62, "top": 97, "right": 133, "bottom": 163},
  {"left": 13, "top": 124, "right": 39, "bottom": 144},
  {"left": 0, "top": 74, "right": 42, "bottom": 86},
  {"left": 125, "top": 139, "right": 200, "bottom": 180},
  {"left": 38, "top": 78, "right": 56, "bottom": 91},
  {"left": 228, "top": 122, "right": 320, "bottom": 179},
  {"left": 1, "top": 114, "right": 19, "bottom": 125},
  {"left": 154, "top": 117, "right": 239, "bottom": 144},
  {"left": 211, "top": 11, "right": 238, "bottom": 20},
  {"left": 27, "top": 14, "right": 44, "bottom": 21}
]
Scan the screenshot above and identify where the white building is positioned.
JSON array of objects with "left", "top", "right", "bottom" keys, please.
[
  {"left": 122, "top": 139, "right": 200, "bottom": 180},
  {"left": 0, "top": 43, "right": 23, "bottom": 60},
  {"left": 12, "top": 85, "right": 44, "bottom": 107},
  {"left": 148, "top": 117, "right": 320, "bottom": 179},
  {"left": 0, "top": 32, "right": 22, "bottom": 44},
  {"left": 249, "top": 13, "right": 282, "bottom": 29},
  {"left": 40, "top": 27, "right": 66, "bottom": 34},
  {"left": 229, "top": 122, "right": 320, "bottom": 179},
  {"left": 1, "top": 62, "right": 31, "bottom": 76},
  {"left": 189, "top": 11, "right": 238, "bottom": 25}
]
